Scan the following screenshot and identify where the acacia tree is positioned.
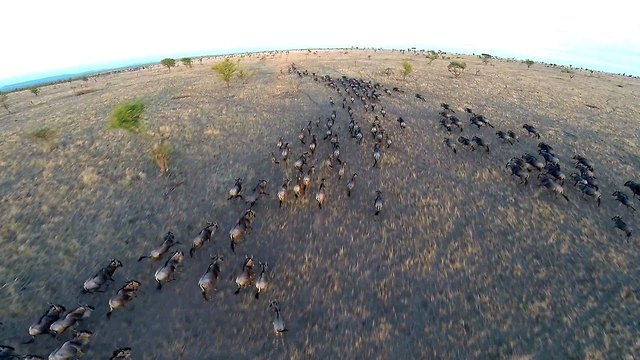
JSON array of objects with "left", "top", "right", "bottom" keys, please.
[
  {"left": 401, "top": 60, "right": 413, "bottom": 80},
  {"left": 181, "top": 57, "right": 193, "bottom": 68},
  {"left": 30, "top": 87, "right": 40, "bottom": 96},
  {"left": 447, "top": 61, "right": 467, "bottom": 78},
  {"left": 524, "top": 59, "right": 534, "bottom": 68},
  {"left": 212, "top": 58, "right": 238, "bottom": 87},
  {"left": 161, "top": 58, "right": 176, "bottom": 72}
]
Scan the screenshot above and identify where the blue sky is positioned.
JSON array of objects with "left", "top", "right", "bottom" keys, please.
[{"left": 1, "top": 0, "right": 639, "bottom": 87}]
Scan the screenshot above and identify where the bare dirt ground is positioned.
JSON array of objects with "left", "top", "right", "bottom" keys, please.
[{"left": 0, "top": 49, "right": 639, "bottom": 359}]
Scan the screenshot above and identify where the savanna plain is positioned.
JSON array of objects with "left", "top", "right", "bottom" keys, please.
[{"left": 0, "top": 49, "right": 639, "bottom": 359}]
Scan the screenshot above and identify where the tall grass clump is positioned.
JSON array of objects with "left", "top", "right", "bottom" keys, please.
[{"left": 109, "top": 101, "right": 145, "bottom": 133}]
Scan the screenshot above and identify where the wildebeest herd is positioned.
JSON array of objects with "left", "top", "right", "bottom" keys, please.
[{"left": 1, "top": 61, "right": 638, "bottom": 359}]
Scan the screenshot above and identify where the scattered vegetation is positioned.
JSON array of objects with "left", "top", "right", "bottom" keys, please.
[
  {"left": 401, "top": 60, "right": 413, "bottom": 80},
  {"left": 181, "top": 57, "right": 193, "bottom": 68},
  {"left": 108, "top": 101, "right": 145, "bottom": 133},
  {"left": 237, "top": 68, "right": 251, "bottom": 84},
  {"left": 481, "top": 53, "right": 493, "bottom": 65},
  {"left": 74, "top": 89, "right": 99, "bottom": 96},
  {"left": 161, "top": 58, "right": 176, "bottom": 72},
  {"left": 426, "top": 51, "right": 438, "bottom": 64},
  {"left": 560, "top": 67, "right": 576, "bottom": 79},
  {"left": 212, "top": 58, "right": 239, "bottom": 87},
  {"left": 108, "top": 101, "right": 171, "bottom": 175},
  {"left": 151, "top": 140, "right": 171, "bottom": 176},
  {"left": 30, "top": 87, "right": 40, "bottom": 96},
  {"left": 30, "top": 127, "right": 55, "bottom": 141},
  {"left": 447, "top": 61, "right": 467, "bottom": 78},
  {"left": 0, "top": 93, "right": 8, "bottom": 113},
  {"left": 524, "top": 59, "right": 534, "bottom": 68},
  {"left": 28, "top": 127, "right": 57, "bottom": 151}
]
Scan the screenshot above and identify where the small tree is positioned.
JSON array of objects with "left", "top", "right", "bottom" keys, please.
[
  {"left": 161, "top": 58, "right": 176, "bottom": 72},
  {"left": 30, "top": 87, "right": 40, "bottom": 96},
  {"left": 0, "top": 93, "right": 9, "bottom": 113},
  {"left": 401, "top": 60, "right": 413, "bottom": 80},
  {"left": 524, "top": 59, "right": 534, "bottom": 68},
  {"left": 447, "top": 61, "right": 467, "bottom": 78},
  {"left": 181, "top": 57, "right": 193, "bottom": 68},
  {"left": 212, "top": 58, "right": 238, "bottom": 87}
]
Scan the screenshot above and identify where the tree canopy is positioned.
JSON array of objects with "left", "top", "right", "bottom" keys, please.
[{"left": 161, "top": 58, "right": 176, "bottom": 71}]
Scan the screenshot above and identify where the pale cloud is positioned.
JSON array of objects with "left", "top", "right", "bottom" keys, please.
[{"left": 1, "top": 0, "right": 639, "bottom": 85}]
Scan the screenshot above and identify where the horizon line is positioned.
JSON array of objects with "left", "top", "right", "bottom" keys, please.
[{"left": 1, "top": 46, "right": 638, "bottom": 90}]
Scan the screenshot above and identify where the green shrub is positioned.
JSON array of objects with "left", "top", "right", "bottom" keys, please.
[
  {"left": 30, "top": 87, "right": 40, "bottom": 96},
  {"left": 109, "top": 101, "right": 145, "bottom": 133},
  {"left": 447, "top": 61, "right": 467, "bottom": 78},
  {"left": 237, "top": 68, "right": 250, "bottom": 84},
  {"left": 401, "top": 60, "right": 413, "bottom": 80},
  {"left": 524, "top": 59, "right": 534, "bottom": 68},
  {"left": 212, "top": 58, "right": 238, "bottom": 87}
]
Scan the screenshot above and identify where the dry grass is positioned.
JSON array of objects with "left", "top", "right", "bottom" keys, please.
[
  {"left": 74, "top": 88, "right": 99, "bottom": 96},
  {"left": 0, "top": 49, "right": 638, "bottom": 359},
  {"left": 151, "top": 140, "right": 171, "bottom": 176},
  {"left": 28, "top": 126, "right": 57, "bottom": 151}
]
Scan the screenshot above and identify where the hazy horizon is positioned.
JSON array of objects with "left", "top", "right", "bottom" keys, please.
[{"left": 1, "top": 0, "right": 639, "bottom": 88}]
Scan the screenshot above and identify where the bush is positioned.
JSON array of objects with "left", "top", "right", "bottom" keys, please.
[
  {"left": 161, "top": 58, "right": 176, "bottom": 71},
  {"left": 109, "top": 101, "right": 145, "bottom": 133},
  {"left": 524, "top": 59, "right": 534, "bottom": 68},
  {"left": 30, "top": 127, "right": 55, "bottom": 141},
  {"left": 237, "top": 68, "right": 250, "bottom": 84},
  {"left": 29, "top": 127, "right": 57, "bottom": 151},
  {"left": 401, "top": 60, "right": 413, "bottom": 80},
  {"left": 447, "top": 61, "right": 467, "bottom": 78},
  {"left": 181, "top": 57, "right": 193, "bottom": 68},
  {"left": 212, "top": 58, "right": 238, "bottom": 87},
  {"left": 151, "top": 140, "right": 171, "bottom": 175},
  {"left": 30, "top": 87, "right": 40, "bottom": 96},
  {"left": 426, "top": 51, "right": 438, "bottom": 64}
]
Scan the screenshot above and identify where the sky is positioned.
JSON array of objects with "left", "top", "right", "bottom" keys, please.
[{"left": 1, "top": 0, "right": 639, "bottom": 87}]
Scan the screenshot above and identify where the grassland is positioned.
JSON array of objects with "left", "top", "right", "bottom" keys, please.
[{"left": 0, "top": 49, "right": 639, "bottom": 359}]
